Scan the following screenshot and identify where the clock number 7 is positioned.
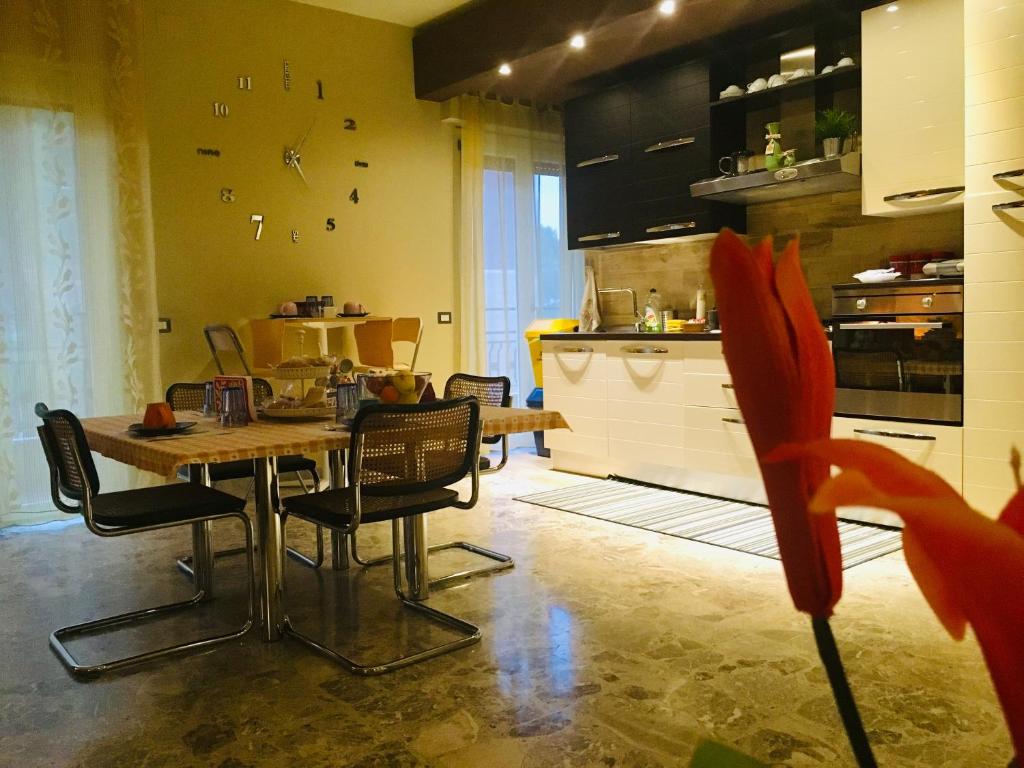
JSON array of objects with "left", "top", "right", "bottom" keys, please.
[{"left": 250, "top": 214, "right": 264, "bottom": 240}]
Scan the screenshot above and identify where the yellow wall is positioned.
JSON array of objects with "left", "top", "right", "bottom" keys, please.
[{"left": 143, "top": 0, "right": 455, "bottom": 387}]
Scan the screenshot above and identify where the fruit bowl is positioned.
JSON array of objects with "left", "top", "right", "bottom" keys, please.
[{"left": 356, "top": 371, "right": 431, "bottom": 405}]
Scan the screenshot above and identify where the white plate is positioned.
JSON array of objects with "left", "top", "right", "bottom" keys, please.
[
  {"left": 853, "top": 269, "right": 901, "bottom": 283},
  {"left": 261, "top": 406, "right": 334, "bottom": 420}
]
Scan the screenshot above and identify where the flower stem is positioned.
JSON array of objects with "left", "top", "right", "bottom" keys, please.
[{"left": 811, "top": 616, "right": 878, "bottom": 767}]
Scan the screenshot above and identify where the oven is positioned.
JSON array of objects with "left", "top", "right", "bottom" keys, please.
[{"left": 831, "top": 278, "right": 963, "bottom": 425}]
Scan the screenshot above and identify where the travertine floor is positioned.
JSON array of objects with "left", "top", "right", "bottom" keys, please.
[{"left": 0, "top": 451, "right": 1011, "bottom": 767}]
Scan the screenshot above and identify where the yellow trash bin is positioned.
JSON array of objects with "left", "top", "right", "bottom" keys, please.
[{"left": 524, "top": 318, "right": 577, "bottom": 388}]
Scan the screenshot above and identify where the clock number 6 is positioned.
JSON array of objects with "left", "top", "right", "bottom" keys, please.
[{"left": 250, "top": 214, "right": 264, "bottom": 240}]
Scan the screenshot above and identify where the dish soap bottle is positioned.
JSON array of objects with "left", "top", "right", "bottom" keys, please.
[
  {"left": 643, "top": 288, "right": 663, "bottom": 332},
  {"left": 694, "top": 282, "right": 706, "bottom": 322}
]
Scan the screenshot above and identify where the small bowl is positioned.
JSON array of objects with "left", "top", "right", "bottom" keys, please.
[
  {"left": 356, "top": 371, "right": 431, "bottom": 405},
  {"left": 681, "top": 320, "right": 707, "bottom": 333}
]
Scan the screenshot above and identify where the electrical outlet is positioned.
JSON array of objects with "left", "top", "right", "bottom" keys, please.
[{"left": 437, "top": 311, "right": 452, "bottom": 324}]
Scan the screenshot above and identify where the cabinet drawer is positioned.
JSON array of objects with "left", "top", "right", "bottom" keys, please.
[
  {"left": 684, "top": 406, "right": 757, "bottom": 458},
  {"left": 832, "top": 416, "right": 963, "bottom": 491},
  {"left": 684, "top": 373, "right": 738, "bottom": 409},
  {"left": 680, "top": 341, "right": 728, "bottom": 375},
  {"left": 608, "top": 416, "right": 685, "bottom": 449},
  {"left": 607, "top": 342, "right": 685, "bottom": 384}
]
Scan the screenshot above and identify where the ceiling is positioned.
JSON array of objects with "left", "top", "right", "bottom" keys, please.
[{"left": 290, "top": 0, "right": 473, "bottom": 28}]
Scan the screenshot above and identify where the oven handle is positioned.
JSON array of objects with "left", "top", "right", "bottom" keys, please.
[
  {"left": 854, "top": 428, "right": 936, "bottom": 442},
  {"left": 838, "top": 322, "right": 944, "bottom": 330}
]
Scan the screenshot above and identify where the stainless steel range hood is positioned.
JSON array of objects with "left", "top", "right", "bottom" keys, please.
[{"left": 690, "top": 152, "right": 861, "bottom": 204}]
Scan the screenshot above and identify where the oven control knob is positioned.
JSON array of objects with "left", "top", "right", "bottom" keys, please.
[
  {"left": 922, "top": 296, "right": 934, "bottom": 309},
  {"left": 856, "top": 298, "right": 867, "bottom": 310}
]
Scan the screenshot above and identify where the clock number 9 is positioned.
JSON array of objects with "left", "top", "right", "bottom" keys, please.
[{"left": 220, "top": 188, "right": 236, "bottom": 203}]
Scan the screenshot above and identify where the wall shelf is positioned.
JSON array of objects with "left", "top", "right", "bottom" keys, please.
[{"left": 710, "top": 64, "right": 861, "bottom": 108}]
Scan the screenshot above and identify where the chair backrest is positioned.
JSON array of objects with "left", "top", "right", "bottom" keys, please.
[
  {"left": 166, "top": 378, "right": 273, "bottom": 410},
  {"left": 349, "top": 397, "right": 480, "bottom": 496},
  {"left": 353, "top": 319, "right": 395, "bottom": 368},
  {"left": 35, "top": 403, "right": 100, "bottom": 507},
  {"left": 392, "top": 317, "right": 423, "bottom": 369},
  {"left": 444, "top": 374, "right": 512, "bottom": 408},
  {"left": 204, "top": 324, "right": 252, "bottom": 375}
]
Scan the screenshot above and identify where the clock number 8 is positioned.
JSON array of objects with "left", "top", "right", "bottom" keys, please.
[{"left": 220, "top": 188, "right": 236, "bottom": 203}]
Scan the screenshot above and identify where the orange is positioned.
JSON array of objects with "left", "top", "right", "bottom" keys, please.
[{"left": 379, "top": 385, "right": 400, "bottom": 403}]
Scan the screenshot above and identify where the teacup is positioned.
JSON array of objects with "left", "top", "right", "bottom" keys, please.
[
  {"left": 820, "top": 64, "right": 835, "bottom": 74},
  {"left": 343, "top": 301, "right": 366, "bottom": 315},
  {"left": 787, "top": 68, "right": 810, "bottom": 80},
  {"left": 719, "top": 84, "right": 744, "bottom": 99},
  {"left": 767, "top": 74, "right": 787, "bottom": 88},
  {"left": 836, "top": 57, "right": 855, "bottom": 68},
  {"left": 746, "top": 78, "right": 767, "bottom": 93}
]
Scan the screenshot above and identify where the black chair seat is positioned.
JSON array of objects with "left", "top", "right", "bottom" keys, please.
[
  {"left": 478, "top": 456, "right": 492, "bottom": 472},
  {"left": 284, "top": 486, "right": 459, "bottom": 528},
  {"left": 92, "top": 483, "right": 246, "bottom": 528},
  {"left": 176, "top": 454, "right": 317, "bottom": 483}
]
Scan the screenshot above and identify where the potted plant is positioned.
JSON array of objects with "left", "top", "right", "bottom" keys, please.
[{"left": 815, "top": 108, "right": 857, "bottom": 159}]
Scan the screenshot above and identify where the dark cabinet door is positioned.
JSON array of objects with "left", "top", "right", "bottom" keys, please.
[
  {"left": 566, "top": 164, "right": 628, "bottom": 248},
  {"left": 564, "top": 85, "right": 630, "bottom": 168}
]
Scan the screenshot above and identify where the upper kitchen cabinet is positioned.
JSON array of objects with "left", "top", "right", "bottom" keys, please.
[{"left": 861, "top": 0, "right": 965, "bottom": 216}]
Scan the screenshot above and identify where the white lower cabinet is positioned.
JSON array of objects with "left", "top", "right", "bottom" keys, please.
[{"left": 542, "top": 339, "right": 964, "bottom": 524}]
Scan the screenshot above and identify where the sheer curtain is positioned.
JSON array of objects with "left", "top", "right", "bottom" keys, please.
[
  {"left": 0, "top": 0, "right": 161, "bottom": 525},
  {"left": 456, "top": 95, "right": 582, "bottom": 408}
]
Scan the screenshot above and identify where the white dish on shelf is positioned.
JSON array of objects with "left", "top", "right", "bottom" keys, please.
[
  {"left": 853, "top": 268, "right": 902, "bottom": 283},
  {"left": 271, "top": 365, "right": 331, "bottom": 380},
  {"left": 260, "top": 406, "right": 334, "bottom": 420}
]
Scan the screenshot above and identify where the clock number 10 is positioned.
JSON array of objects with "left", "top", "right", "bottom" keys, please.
[{"left": 212, "top": 101, "right": 229, "bottom": 118}]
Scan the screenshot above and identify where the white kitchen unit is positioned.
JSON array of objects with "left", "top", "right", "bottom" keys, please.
[
  {"left": 862, "top": 0, "right": 965, "bottom": 216},
  {"left": 962, "top": 0, "right": 1024, "bottom": 516},
  {"left": 542, "top": 336, "right": 965, "bottom": 526}
]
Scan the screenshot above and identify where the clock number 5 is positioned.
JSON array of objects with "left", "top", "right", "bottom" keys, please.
[{"left": 250, "top": 214, "right": 264, "bottom": 240}]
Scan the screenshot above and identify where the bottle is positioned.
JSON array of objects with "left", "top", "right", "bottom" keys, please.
[
  {"left": 643, "top": 288, "right": 662, "bottom": 332},
  {"left": 694, "top": 283, "right": 706, "bottom": 322}
]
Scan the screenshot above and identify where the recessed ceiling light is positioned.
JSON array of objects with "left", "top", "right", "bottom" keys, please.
[
  {"left": 569, "top": 33, "right": 586, "bottom": 50},
  {"left": 886, "top": 3, "right": 899, "bottom": 11},
  {"left": 658, "top": 0, "right": 677, "bottom": 15},
  {"left": 498, "top": 63, "right": 512, "bottom": 76}
]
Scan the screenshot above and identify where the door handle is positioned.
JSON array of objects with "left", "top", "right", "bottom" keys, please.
[
  {"left": 722, "top": 416, "right": 745, "bottom": 425},
  {"left": 993, "top": 200, "right": 1024, "bottom": 211},
  {"left": 721, "top": 383, "right": 734, "bottom": 390},
  {"left": 622, "top": 346, "right": 669, "bottom": 354},
  {"left": 557, "top": 346, "right": 592, "bottom": 353},
  {"left": 883, "top": 185, "right": 965, "bottom": 202},
  {"left": 838, "top": 322, "right": 944, "bottom": 330},
  {"left": 993, "top": 169, "right": 1024, "bottom": 180},
  {"left": 577, "top": 232, "right": 621, "bottom": 242},
  {"left": 644, "top": 136, "right": 696, "bottom": 153},
  {"left": 575, "top": 154, "right": 620, "bottom": 168},
  {"left": 854, "top": 428, "right": 936, "bottom": 441},
  {"left": 645, "top": 221, "right": 696, "bottom": 233}
]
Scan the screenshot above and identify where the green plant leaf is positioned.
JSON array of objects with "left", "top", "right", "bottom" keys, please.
[{"left": 689, "top": 740, "right": 769, "bottom": 767}]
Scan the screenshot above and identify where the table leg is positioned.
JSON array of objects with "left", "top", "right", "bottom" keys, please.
[
  {"left": 188, "top": 464, "right": 215, "bottom": 600},
  {"left": 328, "top": 449, "right": 350, "bottom": 571},
  {"left": 402, "top": 514, "right": 430, "bottom": 601},
  {"left": 254, "top": 456, "right": 284, "bottom": 641}
]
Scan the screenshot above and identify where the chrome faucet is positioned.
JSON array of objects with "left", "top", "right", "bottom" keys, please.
[{"left": 597, "top": 287, "right": 642, "bottom": 331}]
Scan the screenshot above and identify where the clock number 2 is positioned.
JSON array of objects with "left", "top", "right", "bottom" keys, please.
[
  {"left": 343, "top": 118, "right": 357, "bottom": 131},
  {"left": 250, "top": 214, "right": 264, "bottom": 240}
]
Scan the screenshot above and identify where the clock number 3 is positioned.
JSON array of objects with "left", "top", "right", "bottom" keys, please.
[{"left": 250, "top": 214, "right": 264, "bottom": 240}]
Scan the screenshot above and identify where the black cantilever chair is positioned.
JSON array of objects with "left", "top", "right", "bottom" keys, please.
[
  {"left": 165, "top": 379, "right": 326, "bottom": 574},
  {"left": 34, "top": 403, "right": 256, "bottom": 678},
  {"left": 348, "top": 373, "right": 515, "bottom": 589},
  {"left": 281, "top": 397, "right": 483, "bottom": 675}
]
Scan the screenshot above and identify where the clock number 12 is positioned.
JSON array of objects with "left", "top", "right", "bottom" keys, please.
[{"left": 250, "top": 214, "right": 264, "bottom": 240}]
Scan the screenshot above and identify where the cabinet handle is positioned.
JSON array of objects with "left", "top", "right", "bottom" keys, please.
[
  {"left": 993, "top": 200, "right": 1024, "bottom": 211},
  {"left": 623, "top": 346, "right": 669, "bottom": 354},
  {"left": 557, "top": 346, "right": 592, "bottom": 353},
  {"left": 575, "top": 154, "right": 620, "bottom": 168},
  {"left": 645, "top": 221, "right": 696, "bottom": 233},
  {"left": 578, "top": 231, "right": 621, "bottom": 242},
  {"left": 721, "top": 383, "right": 734, "bottom": 390},
  {"left": 993, "top": 169, "right": 1024, "bottom": 180},
  {"left": 722, "top": 416, "right": 745, "bottom": 425},
  {"left": 883, "top": 185, "right": 965, "bottom": 202},
  {"left": 854, "top": 428, "right": 936, "bottom": 441},
  {"left": 644, "top": 136, "right": 695, "bottom": 153},
  {"left": 838, "top": 322, "right": 943, "bottom": 330}
]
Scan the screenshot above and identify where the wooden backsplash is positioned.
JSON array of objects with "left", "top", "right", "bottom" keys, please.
[{"left": 586, "top": 190, "right": 964, "bottom": 325}]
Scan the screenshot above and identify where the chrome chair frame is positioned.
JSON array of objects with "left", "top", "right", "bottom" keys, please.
[
  {"left": 35, "top": 406, "right": 256, "bottom": 678},
  {"left": 347, "top": 374, "right": 514, "bottom": 587},
  {"left": 281, "top": 399, "right": 484, "bottom": 675},
  {"left": 204, "top": 323, "right": 252, "bottom": 375},
  {"left": 163, "top": 380, "right": 325, "bottom": 576}
]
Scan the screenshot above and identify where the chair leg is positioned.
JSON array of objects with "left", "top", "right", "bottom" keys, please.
[
  {"left": 52, "top": 513, "right": 256, "bottom": 679},
  {"left": 480, "top": 435, "right": 509, "bottom": 475},
  {"left": 349, "top": 530, "right": 514, "bottom": 591},
  {"left": 280, "top": 515, "right": 480, "bottom": 675}
]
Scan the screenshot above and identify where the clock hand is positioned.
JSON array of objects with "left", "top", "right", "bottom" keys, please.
[
  {"left": 293, "top": 119, "right": 316, "bottom": 155},
  {"left": 293, "top": 157, "right": 308, "bottom": 186}
]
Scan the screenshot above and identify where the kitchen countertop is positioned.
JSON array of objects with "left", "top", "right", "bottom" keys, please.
[{"left": 540, "top": 331, "right": 723, "bottom": 342}]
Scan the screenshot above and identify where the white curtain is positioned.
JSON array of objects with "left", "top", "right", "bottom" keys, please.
[
  {"left": 0, "top": 0, "right": 161, "bottom": 525},
  {"left": 455, "top": 95, "right": 583, "bottom": 406}
]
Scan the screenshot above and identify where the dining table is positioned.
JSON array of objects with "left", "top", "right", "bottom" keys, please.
[{"left": 80, "top": 404, "right": 569, "bottom": 642}]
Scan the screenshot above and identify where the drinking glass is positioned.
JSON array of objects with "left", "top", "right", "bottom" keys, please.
[
  {"left": 220, "top": 387, "right": 249, "bottom": 427},
  {"left": 336, "top": 383, "right": 358, "bottom": 423},
  {"left": 202, "top": 381, "right": 216, "bottom": 417}
]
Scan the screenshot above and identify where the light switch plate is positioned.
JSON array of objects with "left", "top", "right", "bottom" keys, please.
[
  {"left": 437, "top": 311, "right": 452, "bottom": 324},
  {"left": 157, "top": 317, "right": 172, "bottom": 334}
]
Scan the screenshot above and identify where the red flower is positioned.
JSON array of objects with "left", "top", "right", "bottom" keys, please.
[
  {"left": 709, "top": 229, "right": 841, "bottom": 617},
  {"left": 780, "top": 438, "right": 1024, "bottom": 759}
]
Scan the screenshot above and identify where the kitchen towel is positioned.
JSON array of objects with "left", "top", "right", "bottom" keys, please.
[{"left": 578, "top": 265, "right": 601, "bottom": 333}]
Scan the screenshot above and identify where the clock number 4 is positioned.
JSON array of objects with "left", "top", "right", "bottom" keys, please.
[
  {"left": 250, "top": 214, "right": 264, "bottom": 240},
  {"left": 349, "top": 188, "right": 359, "bottom": 204},
  {"left": 213, "top": 101, "right": 229, "bottom": 117}
]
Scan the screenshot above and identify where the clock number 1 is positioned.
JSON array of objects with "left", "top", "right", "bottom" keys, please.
[
  {"left": 213, "top": 101, "right": 229, "bottom": 117},
  {"left": 250, "top": 214, "right": 264, "bottom": 240},
  {"left": 317, "top": 79, "right": 324, "bottom": 100}
]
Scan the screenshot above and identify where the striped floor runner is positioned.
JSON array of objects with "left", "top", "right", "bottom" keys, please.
[{"left": 516, "top": 478, "right": 902, "bottom": 569}]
